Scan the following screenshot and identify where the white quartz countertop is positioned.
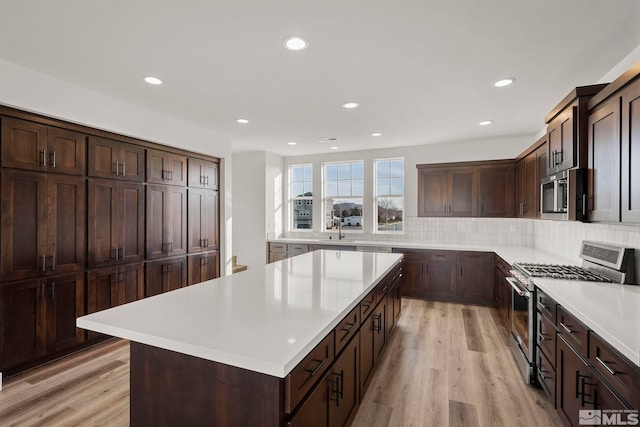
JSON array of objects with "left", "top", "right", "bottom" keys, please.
[
  {"left": 535, "top": 278, "right": 640, "bottom": 367},
  {"left": 272, "top": 237, "right": 639, "bottom": 366},
  {"left": 77, "top": 250, "right": 402, "bottom": 378}
]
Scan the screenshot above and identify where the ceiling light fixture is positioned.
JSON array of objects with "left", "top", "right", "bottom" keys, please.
[
  {"left": 330, "top": 146, "right": 339, "bottom": 150},
  {"left": 479, "top": 120, "right": 494, "bottom": 126},
  {"left": 284, "top": 36, "right": 308, "bottom": 51},
  {"left": 371, "top": 132, "right": 382, "bottom": 137},
  {"left": 144, "top": 76, "right": 162, "bottom": 85},
  {"left": 288, "top": 141, "right": 297, "bottom": 145},
  {"left": 236, "top": 118, "right": 250, "bottom": 124},
  {"left": 318, "top": 137, "right": 340, "bottom": 143},
  {"left": 342, "top": 101, "right": 359, "bottom": 109},
  {"left": 494, "top": 78, "right": 515, "bottom": 87}
]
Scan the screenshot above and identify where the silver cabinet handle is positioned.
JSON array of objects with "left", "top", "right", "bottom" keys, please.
[
  {"left": 41, "top": 283, "right": 45, "bottom": 301},
  {"left": 122, "top": 161, "right": 126, "bottom": 176},
  {"left": 559, "top": 322, "right": 573, "bottom": 334},
  {"left": 595, "top": 356, "right": 616, "bottom": 375},
  {"left": 114, "top": 161, "right": 119, "bottom": 175},
  {"left": 51, "top": 254, "right": 56, "bottom": 271},
  {"left": 49, "top": 150, "right": 56, "bottom": 168},
  {"left": 51, "top": 282, "right": 55, "bottom": 300},
  {"left": 506, "top": 277, "right": 530, "bottom": 297},
  {"left": 42, "top": 254, "right": 47, "bottom": 272}
]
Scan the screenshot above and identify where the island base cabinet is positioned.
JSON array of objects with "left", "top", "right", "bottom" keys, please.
[{"left": 129, "top": 342, "right": 285, "bottom": 427}]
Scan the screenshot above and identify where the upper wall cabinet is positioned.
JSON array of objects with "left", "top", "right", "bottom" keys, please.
[
  {"left": 188, "top": 158, "right": 218, "bottom": 189},
  {"left": 515, "top": 136, "right": 547, "bottom": 218},
  {"left": 1, "top": 117, "right": 86, "bottom": 175},
  {"left": 88, "top": 136, "right": 144, "bottom": 181},
  {"left": 147, "top": 149, "right": 187, "bottom": 186},
  {"left": 417, "top": 160, "right": 514, "bottom": 218},
  {"left": 587, "top": 64, "right": 640, "bottom": 223},
  {"left": 544, "top": 85, "right": 607, "bottom": 175}
]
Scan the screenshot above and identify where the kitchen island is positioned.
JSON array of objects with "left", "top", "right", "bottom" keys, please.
[{"left": 77, "top": 250, "right": 403, "bottom": 426}]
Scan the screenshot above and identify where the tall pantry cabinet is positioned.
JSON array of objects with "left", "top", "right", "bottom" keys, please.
[{"left": 0, "top": 107, "right": 221, "bottom": 375}]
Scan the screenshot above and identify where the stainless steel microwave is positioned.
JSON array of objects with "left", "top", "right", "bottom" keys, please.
[{"left": 540, "top": 169, "right": 587, "bottom": 221}]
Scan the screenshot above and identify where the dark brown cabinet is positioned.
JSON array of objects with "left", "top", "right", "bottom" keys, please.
[
  {"left": 145, "top": 257, "right": 187, "bottom": 297},
  {"left": 477, "top": 164, "right": 514, "bottom": 217},
  {"left": 88, "top": 179, "right": 144, "bottom": 268},
  {"left": 515, "top": 137, "right": 546, "bottom": 218},
  {"left": 188, "top": 188, "right": 218, "bottom": 253},
  {"left": 188, "top": 158, "right": 218, "bottom": 190},
  {"left": 187, "top": 251, "right": 219, "bottom": 285},
  {"left": 146, "top": 149, "right": 187, "bottom": 186},
  {"left": 1, "top": 117, "right": 86, "bottom": 175},
  {"left": 545, "top": 85, "right": 606, "bottom": 176},
  {"left": 0, "top": 273, "right": 84, "bottom": 371},
  {"left": 1, "top": 171, "right": 85, "bottom": 281},
  {"left": 87, "top": 263, "right": 145, "bottom": 314},
  {"left": 146, "top": 184, "right": 187, "bottom": 259},
  {"left": 417, "top": 167, "right": 476, "bottom": 217},
  {"left": 494, "top": 255, "right": 511, "bottom": 328},
  {"left": 621, "top": 81, "right": 640, "bottom": 222},
  {"left": 456, "top": 252, "right": 494, "bottom": 305},
  {"left": 556, "top": 334, "right": 593, "bottom": 426},
  {"left": 88, "top": 136, "right": 144, "bottom": 181}
]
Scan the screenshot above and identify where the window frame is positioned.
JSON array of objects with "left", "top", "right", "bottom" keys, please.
[
  {"left": 374, "top": 157, "right": 404, "bottom": 234},
  {"left": 322, "top": 160, "right": 365, "bottom": 233},
  {"left": 289, "top": 164, "right": 314, "bottom": 232}
]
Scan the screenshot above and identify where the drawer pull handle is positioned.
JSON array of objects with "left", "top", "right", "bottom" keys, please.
[
  {"left": 305, "top": 357, "right": 327, "bottom": 377},
  {"left": 595, "top": 356, "right": 616, "bottom": 376},
  {"left": 537, "top": 302, "right": 548, "bottom": 311},
  {"left": 538, "top": 334, "right": 547, "bottom": 342},
  {"left": 538, "top": 368, "right": 547, "bottom": 381},
  {"left": 341, "top": 321, "right": 357, "bottom": 334},
  {"left": 559, "top": 322, "right": 573, "bottom": 334}
]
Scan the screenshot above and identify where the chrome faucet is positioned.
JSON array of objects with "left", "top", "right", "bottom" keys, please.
[{"left": 338, "top": 218, "right": 345, "bottom": 240}]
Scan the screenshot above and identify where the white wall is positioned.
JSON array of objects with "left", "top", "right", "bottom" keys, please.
[
  {"left": 232, "top": 151, "right": 283, "bottom": 270},
  {"left": 0, "top": 59, "right": 234, "bottom": 274},
  {"left": 281, "top": 134, "right": 534, "bottom": 236}
]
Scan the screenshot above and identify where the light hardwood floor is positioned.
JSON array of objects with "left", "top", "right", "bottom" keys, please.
[{"left": 0, "top": 300, "right": 561, "bottom": 427}]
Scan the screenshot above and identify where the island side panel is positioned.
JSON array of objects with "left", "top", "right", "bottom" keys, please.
[{"left": 130, "top": 342, "right": 285, "bottom": 427}]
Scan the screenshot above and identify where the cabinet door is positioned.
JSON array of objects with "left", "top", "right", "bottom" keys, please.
[
  {"left": 477, "top": 165, "right": 514, "bottom": 217},
  {"left": 372, "top": 302, "right": 386, "bottom": 364},
  {"left": 168, "top": 186, "right": 187, "bottom": 256},
  {"left": 47, "top": 127, "right": 86, "bottom": 175},
  {"left": 1, "top": 170, "right": 48, "bottom": 280},
  {"left": 328, "top": 334, "right": 360, "bottom": 427},
  {"left": 0, "top": 117, "right": 48, "bottom": 171},
  {"left": 145, "top": 260, "right": 165, "bottom": 297},
  {"left": 457, "top": 260, "right": 495, "bottom": 305},
  {"left": 46, "top": 273, "right": 85, "bottom": 352},
  {"left": 87, "top": 265, "right": 118, "bottom": 314},
  {"left": 188, "top": 188, "right": 206, "bottom": 253},
  {"left": 165, "top": 257, "right": 187, "bottom": 292},
  {"left": 424, "top": 254, "right": 457, "bottom": 300},
  {"left": 449, "top": 168, "right": 476, "bottom": 217},
  {"left": 88, "top": 179, "right": 119, "bottom": 268},
  {"left": 556, "top": 336, "right": 594, "bottom": 427},
  {"left": 516, "top": 153, "right": 538, "bottom": 218},
  {"left": 119, "top": 182, "right": 145, "bottom": 264},
  {"left": 0, "top": 279, "right": 47, "bottom": 369},
  {"left": 117, "top": 263, "right": 145, "bottom": 305},
  {"left": 417, "top": 169, "right": 448, "bottom": 216},
  {"left": 548, "top": 108, "right": 576, "bottom": 173},
  {"left": 145, "top": 258, "right": 187, "bottom": 297},
  {"left": 47, "top": 174, "right": 86, "bottom": 275},
  {"left": 187, "top": 252, "right": 219, "bottom": 285},
  {"left": 188, "top": 158, "right": 218, "bottom": 189},
  {"left": 359, "top": 314, "right": 375, "bottom": 399},
  {"left": 399, "top": 257, "right": 424, "bottom": 297},
  {"left": 588, "top": 97, "right": 620, "bottom": 222},
  {"left": 287, "top": 372, "right": 328, "bottom": 427},
  {"left": 146, "top": 184, "right": 169, "bottom": 259},
  {"left": 621, "top": 83, "right": 640, "bottom": 223}
]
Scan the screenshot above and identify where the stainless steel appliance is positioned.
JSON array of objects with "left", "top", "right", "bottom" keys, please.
[
  {"left": 540, "top": 168, "right": 587, "bottom": 221},
  {"left": 507, "top": 241, "right": 635, "bottom": 384}
]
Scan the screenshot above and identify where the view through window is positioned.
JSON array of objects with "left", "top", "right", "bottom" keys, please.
[
  {"left": 375, "top": 158, "right": 404, "bottom": 232},
  {"left": 323, "top": 161, "right": 364, "bottom": 231},
  {"left": 290, "top": 164, "right": 313, "bottom": 230}
]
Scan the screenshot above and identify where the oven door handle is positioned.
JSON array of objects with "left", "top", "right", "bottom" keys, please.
[{"left": 507, "top": 277, "right": 530, "bottom": 298}]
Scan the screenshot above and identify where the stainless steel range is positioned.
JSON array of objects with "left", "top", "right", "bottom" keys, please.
[{"left": 507, "top": 241, "right": 635, "bottom": 384}]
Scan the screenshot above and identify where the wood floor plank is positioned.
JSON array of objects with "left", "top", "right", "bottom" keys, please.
[{"left": 0, "top": 300, "right": 561, "bottom": 427}]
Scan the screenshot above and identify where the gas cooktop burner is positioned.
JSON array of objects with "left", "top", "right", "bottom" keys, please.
[{"left": 515, "top": 263, "right": 612, "bottom": 282}]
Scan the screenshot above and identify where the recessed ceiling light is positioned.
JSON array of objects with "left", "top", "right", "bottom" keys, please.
[
  {"left": 236, "top": 118, "right": 249, "bottom": 124},
  {"left": 479, "top": 120, "right": 494, "bottom": 126},
  {"left": 371, "top": 132, "right": 382, "bottom": 137},
  {"left": 330, "top": 146, "right": 339, "bottom": 150},
  {"left": 342, "top": 101, "right": 359, "bottom": 109},
  {"left": 284, "top": 36, "right": 308, "bottom": 51},
  {"left": 494, "top": 78, "right": 515, "bottom": 87},
  {"left": 288, "top": 141, "right": 297, "bottom": 145},
  {"left": 144, "top": 76, "right": 162, "bottom": 85},
  {"left": 318, "top": 137, "right": 340, "bottom": 143}
]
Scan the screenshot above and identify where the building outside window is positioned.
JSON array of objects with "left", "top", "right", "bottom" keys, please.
[
  {"left": 290, "top": 164, "right": 313, "bottom": 230},
  {"left": 323, "top": 161, "right": 364, "bottom": 231},
  {"left": 375, "top": 158, "right": 404, "bottom": 232}
]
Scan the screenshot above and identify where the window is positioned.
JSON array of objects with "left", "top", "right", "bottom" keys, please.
[
  {"left": 290, "top": 164, "right": 313, "bottom": 230},
  {"left": 375, "top": 158, "right": 404, "bottom": 232},
  {"left": 323, "top": 161, "right": 364, "bottom": 231}
]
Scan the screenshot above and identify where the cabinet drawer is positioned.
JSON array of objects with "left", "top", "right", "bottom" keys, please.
[
  {"left": 285, "top": 332, "right": 335, "bottom": 414},
  {"left": 536, "top": 289, "right": 556, "bottom": 323},
  {"left": 287, "top": 244, "right": 308, "bottom": 254},
  {"left": 536, "top": 348, "right": 556, "bottom": 405},
  {"left": 589, "top": 332, "right": 640, "bottom": 409},
  {"left": 458, "top": 251, "right": 493, "bottom": 264},
  {"left": 399, "top": 250, "right": 428, "bottom": 262},
  {"left": 556, "top": 305, "right": 588, "bottom": 356},
  {"left": 360, "top": 290, "right": 376, "bottom": 323},
  {"left": 495, "top": 255, "right": 511, "bottom": 276},
  {"left": 428, "top": 251, "right": 456, "bottom": 263},
  {"left": 335, "top": 305, "right": 359, "bottom": 356},
  {"left": 537, "top": 313, "right": 556, "bottom": 365},
  {"left": 269, "top": 243, "right": 287, "bottom": 253}
]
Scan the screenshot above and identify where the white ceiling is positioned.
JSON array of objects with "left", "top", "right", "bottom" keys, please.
[{"left": 1, "top": 1, "right": 640, "bottom": 157}]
